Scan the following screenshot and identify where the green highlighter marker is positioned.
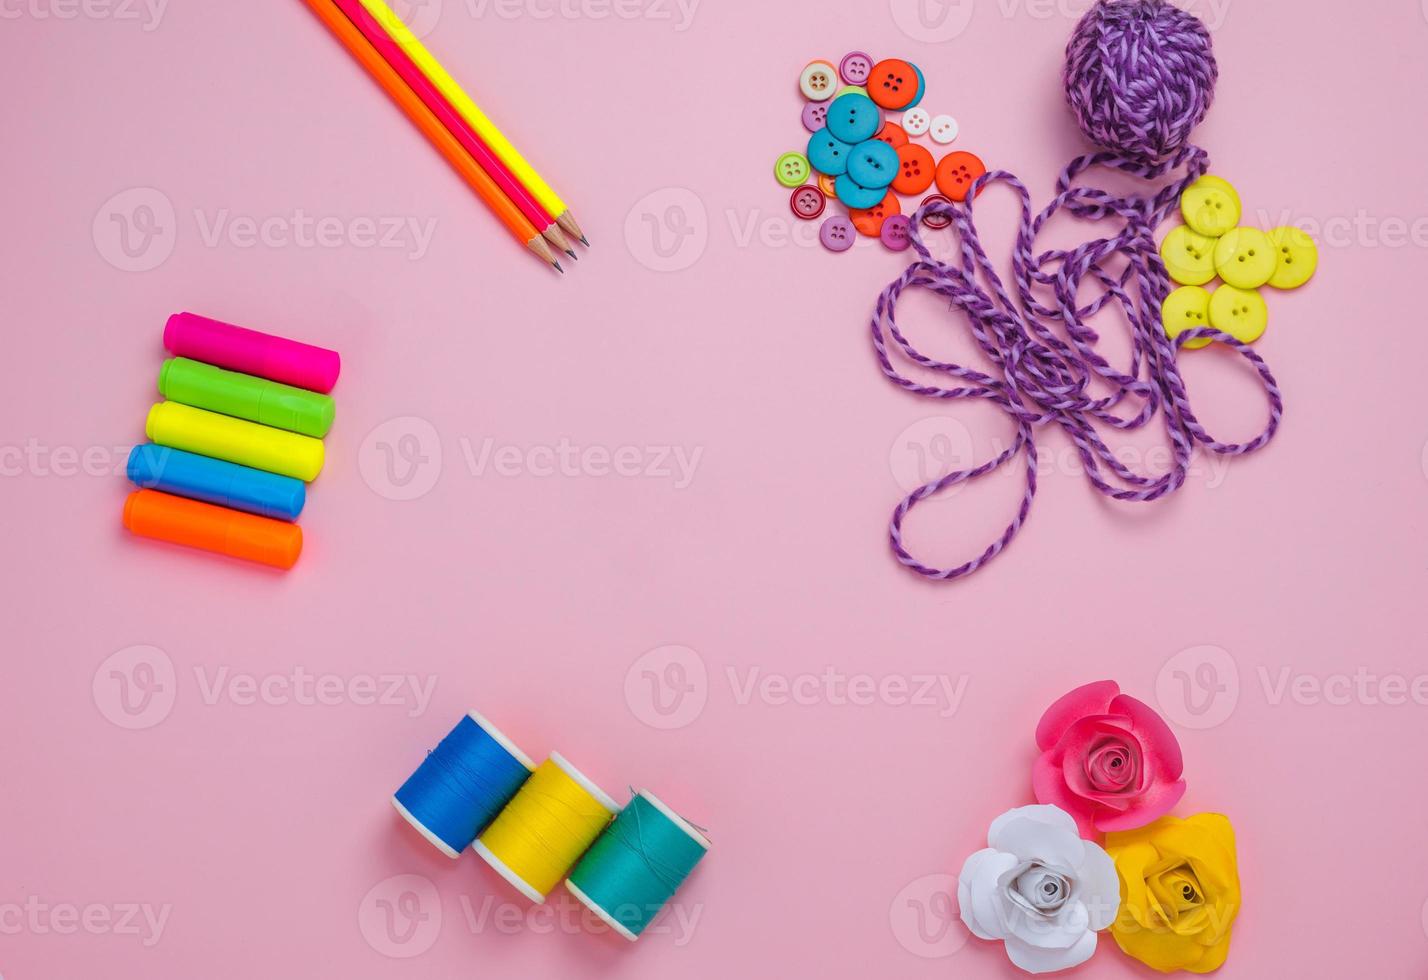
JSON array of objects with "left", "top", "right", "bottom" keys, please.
[{"left": 159, "top": 357, "right": 335, "bottom": 438}]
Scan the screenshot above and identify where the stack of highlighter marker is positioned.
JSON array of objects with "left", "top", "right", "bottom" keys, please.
[{"left": 122, "top": 313, "right": 341, "bottom": 570}]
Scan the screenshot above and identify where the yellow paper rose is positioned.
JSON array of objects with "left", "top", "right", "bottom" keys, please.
[{"left": 1103, "top": 813, "right": 1240, "bottom": 973}]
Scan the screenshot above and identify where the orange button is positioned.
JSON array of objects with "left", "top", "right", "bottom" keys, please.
[
  {"left": 873, "top": 121, "right": 908, "bottom": 149},
  {"left": 817, "top": 172, "right": 837, "bottom": 197},
  {"left": 849, "top": 192, "right": 901, "bottom": 237},
  {"left": 867, "top": 59, "right": 917, "bottom": 110},
  {"left": 935, "top": 151, "right": 986, "bottom": 202},
  {"left": 892, "top": 144, "right": 934, "bottom": 195}
]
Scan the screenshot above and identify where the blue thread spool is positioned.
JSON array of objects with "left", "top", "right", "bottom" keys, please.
[
  {"left": 565, "top": 790, "right": 710, "bottom": 941},
  {"left": 392, "top": 711, "right": 535, "bottom": 858}
]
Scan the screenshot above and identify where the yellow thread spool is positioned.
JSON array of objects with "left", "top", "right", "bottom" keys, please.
[{"left": 473, "top": 753, "right": 618, "bottom": 902}]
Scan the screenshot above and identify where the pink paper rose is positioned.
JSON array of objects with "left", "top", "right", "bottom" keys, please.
[{"left": 1032, "top": 681, "right": 1186, "bottom": 838}]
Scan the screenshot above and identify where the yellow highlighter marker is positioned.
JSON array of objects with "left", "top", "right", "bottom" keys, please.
[{"left": 146, "top": 402, "right": 324, "bottom": 483}]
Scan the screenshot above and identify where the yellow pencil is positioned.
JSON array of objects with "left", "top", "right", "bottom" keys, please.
[{"left": 356, "top": 0, "right": 588, "bottom": 245}]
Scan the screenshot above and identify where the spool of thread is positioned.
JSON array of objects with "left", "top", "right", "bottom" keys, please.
[
  {"left": 164, "top": 312, "right": 341, "bottom": 393},
  {"left": 565, "top": 791, "right": 710, "bottom": 941},
  {"left": 392, "top": 711, "right": 535, "bottom": 859},
  {"left": 474, "top": 753, "right": 619, "bottom": 902},
  {"left": 147, "top": 402, "right": 324, "bottom": 482},
  {"left": 123, "top": 489, "right": 302, "bottom": 568},
  {"left": 127, "top": 444, "right": 306, "bottom": 521},
  {"left": 159, "top": 358, "right": 336, "bottom": 438}
]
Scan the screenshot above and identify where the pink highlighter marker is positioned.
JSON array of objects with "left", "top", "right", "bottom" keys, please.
[{"left": 163, "top": 313, "right": 341, "bottom": 394}]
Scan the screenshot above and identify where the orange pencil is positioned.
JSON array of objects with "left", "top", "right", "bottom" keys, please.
[{"left": 299, "top": 0, "right": 562, "bottom": 272}]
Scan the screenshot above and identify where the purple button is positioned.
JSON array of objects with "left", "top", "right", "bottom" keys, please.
[
  {"left": 820, "top": 215, "right": 855, "bottom": 252},
  {"left": 801, "top": 101, "right": 828, "bottom": 133},
  {"left": 840, "top": 51, "right": 873, "bottom": 85},
  {"left": 880, "top": 214, "right": 912, "bottom": 251}
]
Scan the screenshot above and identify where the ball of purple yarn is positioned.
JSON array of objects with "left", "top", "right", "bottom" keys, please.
[{"left": 1063, "top": 0, "right": 1217, "bottom": 163}]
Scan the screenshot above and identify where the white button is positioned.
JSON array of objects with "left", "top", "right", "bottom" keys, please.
[
  {"left": 901, "top": 107, "right": 931, "bottom": 136},
  {"left": 929, "top": 114, "right": 959, "bottom": 144},
  {"left": 799, "top": 61, "right": 837, "bottom": 102}
]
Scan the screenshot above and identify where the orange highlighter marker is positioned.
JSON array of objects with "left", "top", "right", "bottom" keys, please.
[{"left": 123, "top": 489, "right": 302, "bottom": 569}]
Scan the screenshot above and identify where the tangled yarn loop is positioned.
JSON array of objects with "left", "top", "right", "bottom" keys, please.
[
  {"left": 1064, "top": 0, "right": 1217, "bottom": 163},
  {"left": 872, "top": 150, "right": 1282, "bottom": 580}
]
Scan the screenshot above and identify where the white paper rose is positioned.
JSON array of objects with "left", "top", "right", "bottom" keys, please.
[{"left": 957, "top": 804, "right": 1120, "bottom": 974}]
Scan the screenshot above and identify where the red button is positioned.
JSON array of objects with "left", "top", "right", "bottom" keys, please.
[
  {"left": 892, "top": 144, "right": 934, "bottom": 195},
  {"left": 790, "top": 184, "right": 826, "bottom": 220},
  {"left": 934, "top": 151, "right": 986, "bottom": 202},
  {"left": 849, "top": 191, "right": 901, "bottom": 237},
  {"left": 919, "top": 193, "right": 954, "bottom": 229},
  {"left": 867, "top": 59, "right": 917, "bottom": 110},
  {"left": 873, "top": 121, "right": 908, "bottom": 149}
]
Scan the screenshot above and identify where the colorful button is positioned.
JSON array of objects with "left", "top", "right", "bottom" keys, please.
[
  {"left": 873, "top": 122, "right": 908, "bottom": 149},
  {"left": 1207, "top": 285, "right": 1268, "bottom": 343},
  {"left": 904, "top": 64, "right": 926, "bottom": 110},
  {"left": 820, "top": 214, "right": 855, "bottom": 252},
  {"left": 901, "top": 107, "right": 930, "bottom": 136},
  {"left": 880, "top": 214, "right": 912, "bottom": 251},
  {"left": 801, "top": 102, "right": 828, "bottom": 132},
  {"left": 920, "top": 194, "right": 954, "bottom": 229},
  {"left": 806, "top": 131, "right": 852, "bottom": 176},
  {"left": 840, "top": 51, "right": 873, "bottom": 85},
  {"left": 1181, "top": 175, "right": 1241, "bottom": 237},
  {"left": 1213, "top": 227, "right": 1276, "bottom": 289},
  {"left": 1160, "top": 225, "right": 1217, "bottom": 287},
  {"left": 835, "top": 173, "right": 885, "bottom": 210},
  {"left": 850, "top": 192, "right": 900, "bottom": 237},
  {"left": 836, "top": 86, "right": 869, "bottom": 100},
  {"left": 1162, "top": 286, "right": 1214, "bottom": 350},
  {"left": 892, "top": 144, "right": 935, "bottom": 195},
  {"left": 774, "top": 152, "right": 811, "bottom": 188},
  {"left": 934, "top": 150, "right": 985, "bottom": 202},
  {"left": 799, "top": 60, "right": 837, "bottom": 102},
  {"left": 825, "top": 93, "right": 882, "bottom": 144},
  {"left": 868, "top": 58, "right": 918, "bottom": 110},
  {"left": 1265, "top": 226, "right": 1318, "bottom": 289},
  {"left": 847, "top": 140, "right": 899, "bottom": 189},
  {"left": 790, "top": 185, "right": 826, "bottom": 220},
  {"left": 817, "top": 172, "right": 837, "bottom": 197},
  {"left": 929, "top": 114, "right": 959, "bottom": 144}
]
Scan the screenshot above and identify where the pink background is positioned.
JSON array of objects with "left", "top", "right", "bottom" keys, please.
[{"left": 2, "top": 0, "right": 1425, "bottom": 976}]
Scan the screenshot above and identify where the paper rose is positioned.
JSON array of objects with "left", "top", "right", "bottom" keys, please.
[
  {"left": 1104, "top": 814, "right": 1240, "bottom": 973},
  {"left": 957, "top": 804, "right": 1120, "bottom": 974},
  {"left": 1032, "top": 680, "right": 1186, "bottom": 837}
]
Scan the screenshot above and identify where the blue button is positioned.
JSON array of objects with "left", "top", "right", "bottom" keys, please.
[
  {"left": 806, "top": 131, "right": 852, "bottom": 176},
  {"left": 846, "top": 140, "right": 898, "bottom": 189},
  {"left": 835, "top": 173, "right": 886, "bottom": 209},
  {"left": 903, "top": 64, "right": 926, "bottom": 110},
  {"left": 825, "top": 93, "right": 881, "bottom": 144}
]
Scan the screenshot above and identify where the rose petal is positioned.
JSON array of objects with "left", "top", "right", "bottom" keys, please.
[
  {"left": 1074, "top": 842, "right": 1120, "bottom": 931},
  {"left": 1006, "top": 895, "right": 1089, "bottom": 949},
  {"left": 1093, "top": 778, "right": 1186, "bottom": 833},
  {"left": 1005, "top": 929, "right": 1097, "bottom": 974},
  {"left": 958, "top": 847, "right": 1017, "bottom": 939},
  {"left": 1035, "top": 680, "right": 1121, "bottom": 750},
  {"left": 1110, "top": 693, "right": 1184, "bottom": 780},
  {"left": 1031, "top": 757, "right": 1098, "bottom": 839}
]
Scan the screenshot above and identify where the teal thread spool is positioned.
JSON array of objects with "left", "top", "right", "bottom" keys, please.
[{"left": 564, "top": 791, "right": 710, "bottom": 941}]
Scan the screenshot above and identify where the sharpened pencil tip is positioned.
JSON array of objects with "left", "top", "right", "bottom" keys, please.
[
  {"left": 564, "top": 249, "right": 578, "bottom": 260},
  {"left": 554, "top": 261, "right": 564, "bottom": 274},
  {"left": 579, "top": 235, "right": 590, "bottom": 247}
]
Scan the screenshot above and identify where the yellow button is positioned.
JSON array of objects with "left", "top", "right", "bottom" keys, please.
[
  {"left": 1160, "top": 225, "right": 1217, "bottom": 286},
  {"left": 1265, "top": 226, "right": 1318, "bottom": 289},
  {"left": 1181, "top": 175, "right": 1241, "bottom": 237},
  {"left": 1163, "top": 286, "right": 1214, "bottom": 350},
  {"left": 1208, "top": 285, "right": 1268, "bottom": 343},
  {"left": 1213, "top": 227, "right": 1277, "bottom": 289}
]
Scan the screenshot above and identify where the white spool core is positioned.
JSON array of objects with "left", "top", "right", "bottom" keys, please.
[
  {"left": 472, "top": 840, "right": 547, "bottom": 903},
  {"left": 391, "top": 796, "right": 462, "bottom": 859},
  {"left": 549, "top": 752, "right": 620, "bottom": 813},
  {"left": 467, "top": 709, "right": 536, "bottom": 771},
  {"left": 564, "top": 880, "right": 639, "bottom": 942}
]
